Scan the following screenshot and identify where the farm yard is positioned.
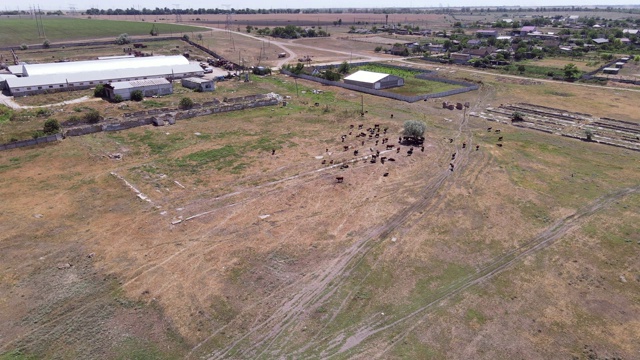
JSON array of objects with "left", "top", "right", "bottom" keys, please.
[{"left": 1, "top": 10, "right": 640, "bottom": 360}]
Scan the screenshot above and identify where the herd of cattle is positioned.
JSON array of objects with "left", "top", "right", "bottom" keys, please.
[
  {"left": 326, "top": 122, "right": 431, "bottom": 184},
  {"left": 268, "top": 120, "right": 506, "bottom": 184},
  {"left": 328, "top": 123, "right": 506, "bottom": 182}
]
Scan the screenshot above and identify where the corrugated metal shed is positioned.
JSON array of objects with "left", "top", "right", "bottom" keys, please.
[
  {"left": 344, "top": 71, "right": 390, "bottom": 84},
  {"left": 110, "top": 78, "right": 170, "bottom": 90}
]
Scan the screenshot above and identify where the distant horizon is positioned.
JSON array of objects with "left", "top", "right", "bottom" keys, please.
[{"left": 6, "top": 2, "right": 640, "bottom": 12}]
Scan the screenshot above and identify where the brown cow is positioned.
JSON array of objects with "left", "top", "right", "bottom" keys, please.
[
  {"left": 386, "top": 144, "right": 395, "bottom": 150},
  {"left": 383, "top": 172, "right": 389, "bottom": 177},
  {"left": 336, "top": 176, "right": 344, "bottom": 183},
  {"left": 397, "top": 147, "right": 401, "bottom": 153},
  {"left": 496, "top": 143, "right": 503, "bottom": 147},
  {"left": 462, "top": 142, "right": 466, "bottom": 149},
  {"left": 498, "top": 136, "right": 503, "bottom": 141},
  {"left": 354, "top": 150, "right": 359, "bottom": 156},
  {"left": 343, "top": 145, "right": 349, "bottom": 151},
  {"left": 476, "top": 145, "right": 480, "bottom": 151}
]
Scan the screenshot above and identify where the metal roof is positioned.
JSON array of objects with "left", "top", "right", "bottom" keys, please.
[
  {"left": 344, "top": 70, "right": 394, "bottom": 84},
  {"left": 22, "top": 55, "right": 189, "bottom": 77},
  {"left": 109, "top": 78, "right": 170, "bottom": 90},
  {"left": 6, "top": 63, "right": 203, "bottom": 88},
  {"left": 8, "top": 65, "right": 23, "bottom": 75},
  {"left": 182, "top": 77, "right": 212, "bottom": 84}
]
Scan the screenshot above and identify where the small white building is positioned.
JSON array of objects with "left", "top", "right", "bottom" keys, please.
[
  {"left": 343, "top": 70, "right": 404, "bottom": 90},
  {"left": 181, "top": 77, "right": 215, "bottom": 92},
  {"left": 603, "top": 67, "right": 620, "bottom": 75},
  {"left": 104, "top": 78, "right": 172, "bottom": 101}
]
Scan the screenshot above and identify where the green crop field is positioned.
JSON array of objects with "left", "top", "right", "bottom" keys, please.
[{"left": 0, "top": 18, "right": 206, "bottom": 46}]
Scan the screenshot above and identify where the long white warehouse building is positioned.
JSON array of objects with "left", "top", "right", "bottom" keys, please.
[{"left": 5, "top": 55, "right": 203, "bottom": 97}]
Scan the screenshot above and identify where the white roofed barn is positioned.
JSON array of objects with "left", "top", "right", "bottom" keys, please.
[
  {"left": 343, "top": 70, "right": 404, "bottom": 90},
  {"left": 5, "top": 55, "right": 203, "bottom": 97}
]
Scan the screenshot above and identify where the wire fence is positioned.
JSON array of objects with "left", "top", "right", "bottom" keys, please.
[{"left": 280, "top": 62, "right": 479, "bottom": 103}]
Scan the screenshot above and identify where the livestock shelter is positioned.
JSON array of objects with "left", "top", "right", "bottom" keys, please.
[
  {"left": 104, "top": 78, "right": 173, "bottom": 101},
  {"left": 603, "top": 67, "right": 620, "bottom": 75},
  {"left": 0, "top": 74, "right": 17, "bottom": 91},
  {"left": 343, "top": 70, "right": 404, "bottom": 90},
  {"left": 5, "top": 55, "right": 203, "bottom": 97},
  {"left": 181, "top": 77, "right": 215, "bottom": 92}
]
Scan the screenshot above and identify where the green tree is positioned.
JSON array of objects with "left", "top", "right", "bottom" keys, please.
[
  {"left": 182, "top": 34, "right": 190, "bottom": 41},
  {"left": 179, "top": 97, "right": 194, "bottom": 109},
  {"left": 43, "top": 119, "right": 61, "bottom": 135},
  {"left": 20, "top": 43, "right": 28, "bottom": 50},
  {"left": 42, "top": 39, "right": 50, "bottom": 48},
  {"left": 563, "top": 63, "right": 580, "bottom": 80},
  {"left": 246, "top": 25, "right": 253, "bottom": 33},
  {"left": 94, "top": 84, "right": 106, "bottom": 98},
  {"left": 324, "top": 70, "right": 341, "bottom": 81},
  {"left": 517, "top": 64, "right": 526, "bottom": 74},
  {"left": 130, "top": 90, "right": 143, "bottom": 101},
  {"left": 115, "top": 33, "right": 131, "bottom": 45},
  {"left": 197, "top": 33, "right": 203, "bottom": 41},
  {"left": 512, "top": 112, "right": 524, "bottom": 122},
  {"left": 585, "top": 129, "right": 593, "bottom": 141},
  {"left": 403, "top": 120, "right": 427, "bottom": 138},
  {"left": 337, "top": 61, "right": 350, "bottom": 74}
]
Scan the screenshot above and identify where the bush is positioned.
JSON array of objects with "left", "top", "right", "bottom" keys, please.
[
  {"left": 130, "top": 90, "right": 144, "bottom": 101},
  {"left": 83, "top": 109, "right": 101, "bottom": 124},
  {"left": 374, "top": 46, "right": 383, "bottom": 52},
  {"left": 403, "top": 120, "right": 427, "bottom": 138},
  {"left": 43, "top": 39, "right": 50, "bottom": 48},
  {"left": 20, "top": 43, "right": 28, "bottom": 50},
  {"left": 36, "top": 108, "right": 53, "bottom": 117},
  {"left": 179, "top": 97, "right": 194, "bottom": 109},
  {"left": 512, "top": 112, "right": 525, "bottom": 122},
  {"left": 324, "top": 70, "right": 341, "bottom": 81},
  {"left": 43, "top": 118, "right": 61, "bottom": 135},
  {"left": 182, "top": 34, "right": 190, "bottom": 41},
  {"left": 94, "top": 84, "right": 106, "bottom": 98},
  {"left": 113, "top": 94, "right": 123, "bottom": 103},
  {"left": 115, "top": 33, "right": 131, "bottom": 45},
  {"left": 32, "top": 130, "right": 45, "bottom": 139}
]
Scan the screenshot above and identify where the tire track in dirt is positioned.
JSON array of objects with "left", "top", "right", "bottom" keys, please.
[
  {"left": 324, "top": 185, "right": 640, "bottom": 359},
  {"left": 290, "top": 103, "right": 492, "bottom": 357},
  {"left": 199, "top": 88, "right": 492, "bottom": 360}
]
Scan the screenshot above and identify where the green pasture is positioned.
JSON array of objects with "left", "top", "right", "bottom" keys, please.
[{"left": 0, "top": 18, "right": 205, "bottom": 46}]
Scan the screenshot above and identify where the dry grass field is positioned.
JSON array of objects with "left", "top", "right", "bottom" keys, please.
[
  {"left": 1, "top": 63, "right": 639, "bottom": 359},
  {"left": 1, "top": 15, "right": 640, "bottom": 359}
]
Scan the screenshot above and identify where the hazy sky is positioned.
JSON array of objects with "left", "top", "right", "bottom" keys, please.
[{"left": 19, "top": 1, "right": 640, "bottom": 11}]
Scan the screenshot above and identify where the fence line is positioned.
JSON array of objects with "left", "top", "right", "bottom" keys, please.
[
  {"left": 0, "top": 133, "right": 62, "bottom": 151},
  {"left": 281, "top": 62, "right": 478, "bottom": 103},
  {"left": 0, "top": 95, "right": 279, "bottom": 151}
]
